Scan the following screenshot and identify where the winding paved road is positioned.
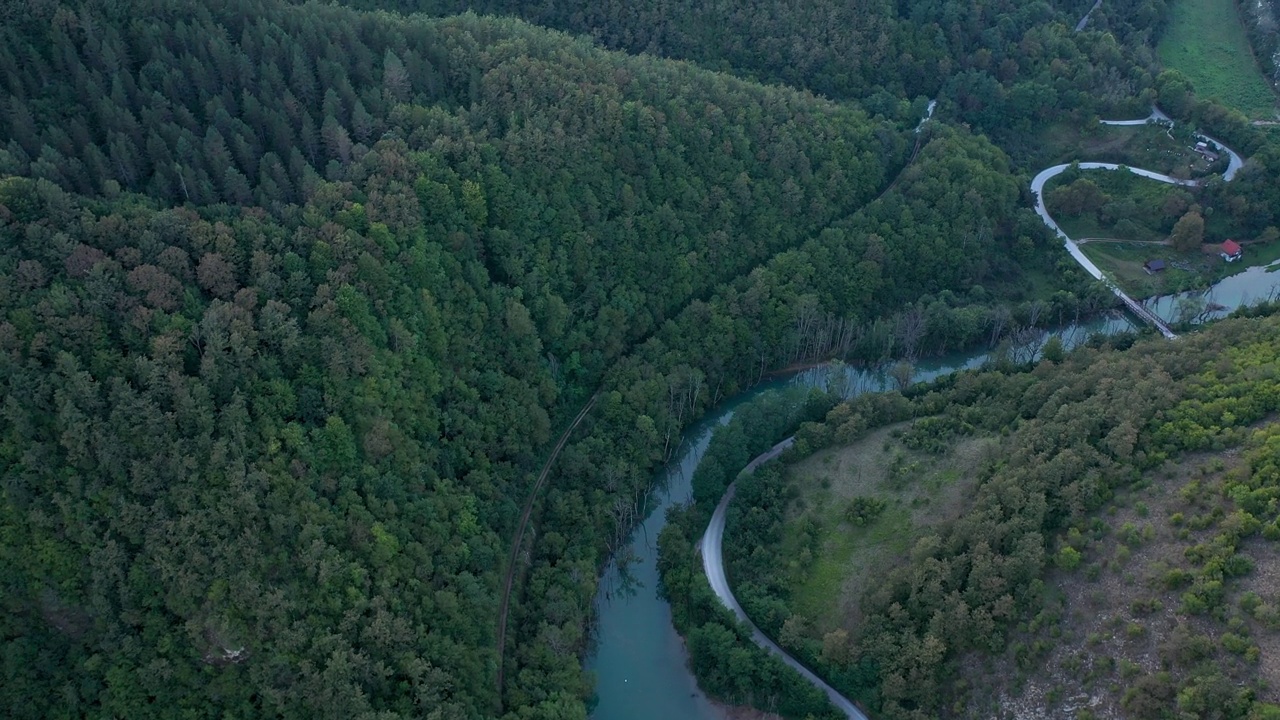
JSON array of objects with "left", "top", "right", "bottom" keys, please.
[
  {"left": 699, "top": 437, "right": 870, "bottom": 720},
  {"left": 1097, "top": 108, "right": 1243, "bottom": 179},
  {"left": 695, "top": 105, "right": 1248, "bottom": 719},
  {"left": 695, "top": 100, "right": 942, "bottom": 719},
  {"left": 1030, "top": 108, "right": 1245, "bottom": 339},
  {"left": 1032, "top": 161, "right": 1180, "bottom": 338}
]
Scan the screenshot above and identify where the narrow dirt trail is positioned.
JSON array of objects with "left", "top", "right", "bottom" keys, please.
[{"left": 494, "top": 392, "right": 599, "bottom": 705}]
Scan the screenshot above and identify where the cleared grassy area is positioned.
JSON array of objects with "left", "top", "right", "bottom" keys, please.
[
  {"left": 1014, "top": 120, "right": 1219, "bottom": 177},
  {"left": 1081, "top": 241, "right": 1207, "bottom": 296},
  {"left": 1081, "top": 236, "right": 1280, "bottom": 297},
  {"left": 1158, "top": 0, "right": 1279, "bottom": 118},
  {"left": 778, "top": 422, "right": 996, "bottom": 630},
  {"left": 1057, "top": 214, "right": 1164, "bottom": 243}
]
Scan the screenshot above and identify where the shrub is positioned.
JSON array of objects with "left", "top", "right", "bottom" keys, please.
[
  {"left": 1056, "top": 546, "right": 1083, "bottom": 570},
  {"left": 844, "top": 496, "right": 887, "bottom": 526}
]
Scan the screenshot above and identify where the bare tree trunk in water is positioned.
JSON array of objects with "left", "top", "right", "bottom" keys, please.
[
  {"left": 988, "top": 306, "right": 1011, "bottom": 347},
  {"left": 895, "top": 305, "right": 926, "bottom": 361}
]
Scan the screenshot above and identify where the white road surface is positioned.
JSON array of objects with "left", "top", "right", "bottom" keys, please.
[
  {"left": 700, "top": 437, "right": 870, "bottom": 720},
  {"left": 695, "top": 104, "right": 1248, "bottom": 720},
  {"left": 1030, "top": 109, "right": 1245, "bottom": 340}
]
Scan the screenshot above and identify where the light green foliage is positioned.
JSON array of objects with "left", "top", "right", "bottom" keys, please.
[
  {"left": 1158, "top": 0, "right": 1279, "bottom": 118},
  {"left": 1057, "top": 546, "right": 1084, "bottom": 570}
]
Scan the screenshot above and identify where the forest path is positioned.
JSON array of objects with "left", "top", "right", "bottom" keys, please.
[
  {"left": 1075, "top": 237, "right": 1171, "bottom": 245},
  {"left": 495, "top": 392, "right": 600, "bottom": 706},
  {"left": 699, "top": 437, "right": 871, "bottom": 720},
  {"left": 1031, "top": 109, "right": 1244, "bottom": 340},
  {"left": 1075, "top": 0, "right": 1103, "bottom": 31}
]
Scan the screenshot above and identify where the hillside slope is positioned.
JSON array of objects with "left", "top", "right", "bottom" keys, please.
[
  {"left": 713, "top": 313, "right": 1280, "bottom": 718},
  {"left": 0, "top": 2, "right": 1076, "bottom": 719}
]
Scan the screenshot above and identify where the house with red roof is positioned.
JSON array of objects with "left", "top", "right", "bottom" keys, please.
[{"left": 1220, "top": 239, "right": 1242, "bottom": 262}]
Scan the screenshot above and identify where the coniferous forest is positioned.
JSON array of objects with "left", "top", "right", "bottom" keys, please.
[{"left": 3, "top": 0, "right": 1280, "bottom": 718}]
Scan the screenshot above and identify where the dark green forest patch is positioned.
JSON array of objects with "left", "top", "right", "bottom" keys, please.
[{"left": 7, "top": 0, "right": 1280, "bottom": 718}]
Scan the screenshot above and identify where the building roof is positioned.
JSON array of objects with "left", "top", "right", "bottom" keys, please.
[
  {"left": 1145, "top": 259, "right": 1166, "bottom": 270},
  {"left": 1222, "top": 239, "right": 1242, "bottom": 255}
]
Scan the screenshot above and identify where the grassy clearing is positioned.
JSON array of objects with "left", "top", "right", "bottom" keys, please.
[
  {"left": 1019, "top": 121, "right": 1219, "bottom": 176},
  {"left": 1081, "top": 236, "right": 1280, "bottom": 297},
  {"left": 1158, "top": 0, "right": 1279, "bottom": 118},
  {"left": 1081, "top": 241, "right": 1206, "bottom": 295},
  {"left": 779, "top": 422, "right": 995, "bottom": 629}
]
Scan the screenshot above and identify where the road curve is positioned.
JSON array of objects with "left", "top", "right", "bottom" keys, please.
[
  {"left": 700, "top": 437, "right": 870, "bottom": 720},
  {"left": 1030, "top": 110, "right": 1246, "bottom": 340},
  {"left": 1100, "top": 106, "right": 1171, "bottom": 126},
  {"left": 693, "top": 105, "right": 1245, "bottom": 720},
  {"left": 1031, "top": 161, "right": 1198, "bottom": 277},
  {"left": 1098, "top": 108, "right": 1243, "bottom": 179}
]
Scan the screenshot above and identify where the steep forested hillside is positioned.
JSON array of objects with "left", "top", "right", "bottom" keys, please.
[
  {"left": 674, "top": 311, "right": 1280, "bottom": 718},
  {"left": 326, "top": 0, "right": 1165, "bottom": 112},
  {"left": 11, "top": 0, "right": 1280, "bottom": 716},
  {"left": 318, "top": 0, "right": 1280, "bottom": 245},
  {"left": 0, "top": 1, "right": 1086, "bottom": 718},
  {"left": 0, "top": 0, "right": 904, "bottom": 371}
]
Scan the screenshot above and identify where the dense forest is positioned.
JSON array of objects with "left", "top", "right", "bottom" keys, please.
[
  {"left": 663, "top": 311, "right": 1280, "bottom": 718},
  {"left": 4, "top": 0, "right": 1280, "bottom": 717},
  {"left": 325, "top": 0, "right": 1167, "bottom": 112},
  {"left": 0, "top": 0, "right": 1095, "bottom": 717}
]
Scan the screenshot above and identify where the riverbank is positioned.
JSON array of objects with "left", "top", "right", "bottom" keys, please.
[
  {"left": 713, "top": 313, "right": 1280, "bottom": 717},
  {"left": 587, "top": 102, "right": 1264, "bottom": 719},
  {"left": 1078, "top": 237, "right": 1280, "bottom": 298},
  {"left": 1029, "top": 109, "right": 1280, "bottom": 310}
]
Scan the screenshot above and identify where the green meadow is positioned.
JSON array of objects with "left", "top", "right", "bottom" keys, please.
[{"left": 1159, "top": 0, "right": 1278, "bottom": 118}]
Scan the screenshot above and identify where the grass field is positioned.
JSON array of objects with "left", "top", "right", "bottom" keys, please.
[
  {"left": 1080, "top": 241, "right": 1205, "bottom": 296},
  {"left": 1081, "top": 236, "right": 1280, "bottom": 297},
  {"left": 1158, "top": 0, "right": 1279, "bottom": 118},
  {"left": 1016, "top": 121, "right": 1218, "bottom": 177},
  {"left": 778, "top": 423, "right": 995, "bottom": 629}
]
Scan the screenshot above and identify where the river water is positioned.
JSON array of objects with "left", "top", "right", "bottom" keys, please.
[{"left": 585, "top": 261, "right": 1280, "bottom": 719}]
